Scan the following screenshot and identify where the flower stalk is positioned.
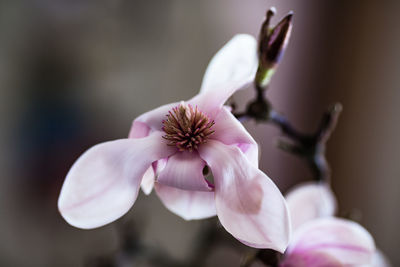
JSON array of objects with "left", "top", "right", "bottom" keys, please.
[{"left": 233, "top": 8, "right": 342, "bottom": 183}]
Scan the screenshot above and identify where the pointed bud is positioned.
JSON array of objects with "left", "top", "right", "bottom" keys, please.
[{"left": 255, "top": 9, "right": 293, "bottom": 88}]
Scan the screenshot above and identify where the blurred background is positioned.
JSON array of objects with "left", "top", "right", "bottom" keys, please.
[{"left": 0, "top": 0, "right": 399, "bottom": 266}]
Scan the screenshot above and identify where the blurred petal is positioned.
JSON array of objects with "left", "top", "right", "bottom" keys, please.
[
  {"left": 210, "top": 106, "right": 259, "bottom": 167},
  {"left": 372, "top": 249, "right": 392, "bottom": 267},
  {"left": 198, "top": 140, "right": 290, "bottom": 252},
  {"left": 58, "top": 132, "right": 175, "bottom": 229},
  {"left": 155, "top": 182, "right": 216, "bottom": 220},
  {"left": 141, "top": 166, "right": 155, "bottom": 195},
  {"left": 280, "top": 250, "right": 343, "bottom": 267},
  {"left": 155, "top": 157, "right": 168, "bottom": 173},
  {"left": 189, "top": 34, "right": 258, "bottom": 116},
  {"left": 287, "top": 218, "right": 376, "bottom": 266},
  {"left": 157, "top": 151, "right": 212, "bottom": 191},
  {"left": 285, "top": 182, "right": 337, "bottom": 231},
  {"left": 132, "top": 102, "right": 179, "bottom": 132}
]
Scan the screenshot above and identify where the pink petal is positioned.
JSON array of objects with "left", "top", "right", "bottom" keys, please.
[
  {"left": 128, "top": 121, "right": 154, "bottom": 193},
  {"left": 157, "top": 151, "right": 212, "bottom": 191},
  {"left": 155, "top": 182, "right": 216, "bottom": 220},
  {"left": 210, "top": 106, "right": 259, "bottom": 167},
  {"left": 285, "top": 182, "right": 337, "bottom": 231},
  {"left": 287, "top": 218, "right": 376, "bottom": 266},
  {"left": 198, "top": 140, "right": 290, "bottom": 252},
  {"left": 131, "top": 102, "right": 179, "bottom": 133},
  {"left": 280, "top": 250, "right": 343, "bottom": 267},
  {"left": 129, "top": 104, "right": 178, "bottom": 195},
  {"left": 128, "top": 121, "right": 150, "bottom": 138},
  {"left": 58, "top": 131, "right": 176, "bottom": 229},
  {"left": 189, "top": 34, "right": 258, "bottom": 116}
]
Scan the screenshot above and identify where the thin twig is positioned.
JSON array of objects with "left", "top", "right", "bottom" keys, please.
[{"left": 234, "top": 94, "right": 342, "bottom": 183}]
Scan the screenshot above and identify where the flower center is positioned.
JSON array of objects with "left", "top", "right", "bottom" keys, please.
[{"left": 162, "top": 102, "right": 215, "bottom": 152}]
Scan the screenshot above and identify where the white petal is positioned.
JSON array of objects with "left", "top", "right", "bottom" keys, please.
[
  {"left": 200, "top": 34, "right": 258, "bottom": 95},
  {"left": 140, "top": 158, "right": 168, "bottom": 195},
  {"left": 198, "top": 140, "right": 290, "bottom": 252},
  {"left": 58, "top": 132, "right": 175, "bottom": 229},
  {"left": 285, "top": 182, "right": 337, "bottom": 231},
  {"left": 140, "top": 166, "right": 155, "bottom": 195},
  {"left": 155, "top": 182, "right": 216, "bottom": 220},
  {"left": 189, "top": 34, "right": 258, "bottom": 116}
]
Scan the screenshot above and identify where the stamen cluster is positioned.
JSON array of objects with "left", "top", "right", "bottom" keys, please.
[{"left": 162, "top": 103, "right": 215, "bottom": 152}]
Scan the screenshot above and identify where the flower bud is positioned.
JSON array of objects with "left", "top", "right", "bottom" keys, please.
[{"left": 256, "top": 8, "right": 293, "bottom": 88}]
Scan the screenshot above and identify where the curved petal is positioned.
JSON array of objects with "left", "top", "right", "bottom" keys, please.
[
  {"left": 280, "top": 250, "right": 343, "bottom": 267},
  {"left": 210, "top": 106, "right": 259, "bottom": 167},
  {"left": 198, "top": 140, "right": 290, "bottom": 252},
  {"left": 285, "top": 182, "right": 337, "bottom": 231},
  {"left": 58, "top": 132, "right": 176, "bottom": 229},
  {"left": 372, "top": 249, "right": 392, "bottom": 267},
  {"left": 129, "top": 121, "right": 154, "bottom": 194},
  {"left": 200, "top": 34, "right": 257, "bottom": 95},
  {"left": 129, "top": 104, "right": 180, "bottom": 195},
  {"left": 157, "top": 151, "right": 211, "bottom": 191},
  {"left": 140, "top": 158, "right": 168, "bottom": 195},
  {"left": 140, "top": 166, "right": 155, "bottom": 195},
  {"left": 155, "top": 182, "right": 216, "bottom": 220},
  {"left": 286, "top": 218, "right": 376, "bottom": 266},
  {"left": 189, "top": 34, "right": 258, "bottom": 116},
  {"left": 131, "top": 102, "right": 180, "bottom": 133},
  {"left": 128, "top": 121, "right": 151, "bottom": 138}
]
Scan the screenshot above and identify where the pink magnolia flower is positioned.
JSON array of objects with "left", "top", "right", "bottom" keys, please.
[
  {"left": 281, "top": 182, "right": 387, "bottom": 267},
  {"left": 58, "top": 34, "right": 290, "bottom": 251}
]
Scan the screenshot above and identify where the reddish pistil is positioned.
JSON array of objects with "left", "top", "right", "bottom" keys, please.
[{"left": 162, "top": 103, "right": 215, "bottom": 152}]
